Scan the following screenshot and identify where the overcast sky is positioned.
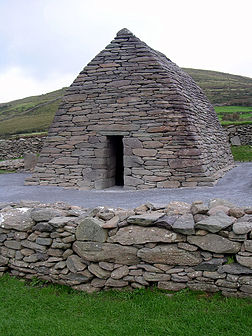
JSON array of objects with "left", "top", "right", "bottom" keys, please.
[{"left": 0, "top": 0, "right": 251, "bottom": 102}]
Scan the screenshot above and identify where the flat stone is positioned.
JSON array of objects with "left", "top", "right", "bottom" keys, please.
[
  {"left": 166, "top": 201, "right": 191, "bottom": 215},
  {"left": 73, "top": 241, "right": 139, "bottom": 265},
  {"left": 91, "top": 278, "right": 106, "bottom": 288},
  {"left": 111, "top": 265, "right": 129, "bottom": 280},
  {"left": 33, "top": 222, "right": 54, "bottom": 232},
  {"left": 155, "top": 215, "right": 179, "bottom": 229},
  {"left": 188, "top": 282, "right": 219, "bottom": 292},
  {"left": 191, "top": 202, "right": 209, "bottom": 215},
  {"left": 236, "top": 255, "right": 252, "bottom": 269},
  {"left": 143, "top": 272, "right": 171, "bottom": 282},
  {"left": 31, "top": 208, "right": 65, "bottom": 222},
  {"left": 73, "top": 284, "right": 99, "bottom": 294},
  {"left": 0, "top": 208, "right": 34, "bottom": 231},
  {"left": 62, "top": 271, "right": 91, "bottom": 284},
  {"left": 109, "top": 226, "right": 184, "bottom": 245},
  {"left": 88, "top": 264, "right": 110, "bottom": 279},
  {"left": 244, "top": 240, "right": 252, "bottom": 252},
  {"left": 127, "top": 212, "right": 165, "bottom": 226},
  {"left": 218, "top": 263, "right": 252, "bottom": 274},
  {"left": 172, "top": 214, "right": 195, "bottom": 235},
  {"left": 208, "top": 206, "right": 230, "bottom": 216},
  {"left": 49, "top": 217, "right": 74, "bottom": 228},
  {"left": 105, "top": 278, "right": 128, "bottom": 287},
  {"left": 239, "top": 276, "right": 252, "bottom": 285},
  {"left": 233, "top": 222, "right": 252, "bottom": 234},
  {"left": 187, "top": 234, "right": 241, "bottom": 253},
  {"left": 228, "top": 208, "right": 245, "bottom": 218},
  {"left": 66, "top": 255, "right": 87, "bottom": 273},
  {"left": 203, "top": 271, "right": 226, "bottom": 279},
  {"left": 4, "top": 240, "right": 21, "bottom": 250},
  {"left": 237, "top": 215, "right": 252, "bottom": 223},
  {"left": 137, "top": 245, "right": 202, "bottom": 265},
  {"left": 35, "top": 237, "right": 52, "bottom": 246},
  {"left": 158, "top": 281, "right": 186, "bottom": 291},
  {"left": 194, "top": 258, "right": 225, "bottom": 271},
  {"left": 21, "top": 239, "right": 46, "bottom": 251},
  {"left": 215, "top": 279, "right": 239, "bottom": 289},
  {"left": 76, "top": 217, "right": 107, "bottom": 242},
  {"left": 101, "top": 216, "right": 119, "bottom": 229},
  {"left": 209, "top": 199, "right": 235, "bottom": 209},
  {"left": 99, "top": 261, "right": 114, "bottom": 271},
  {"left": 195, "top": 212, "right": 235, "bottom": 233},
  {"left": 240, "top": 285, "right": 252, "bottom": 294},
  {"left": 177, "top": 242, "right": 198, "bottom": 251},
  {"left": 0, "top": 255, "right": 9, "bottom": 266}
]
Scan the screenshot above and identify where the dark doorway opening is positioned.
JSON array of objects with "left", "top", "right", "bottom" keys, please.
[{"left": 108, "top": 136, "right": 124, "bottom": 186}]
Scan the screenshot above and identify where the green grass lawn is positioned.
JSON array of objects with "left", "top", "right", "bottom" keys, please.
[
  {"left": 0, "top": 275, "right": 251, "bottom": 336},
  {"left": 231, "top": 145, "right": 252, "bottom": 162}
]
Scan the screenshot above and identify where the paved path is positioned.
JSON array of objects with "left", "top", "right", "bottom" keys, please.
[{"left": 0, "top": 162, "right": 251, "bottom": 208}]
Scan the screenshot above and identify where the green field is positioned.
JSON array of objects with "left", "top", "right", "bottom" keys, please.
[
  {"left": 231, "top": 145, "right": 252, "bottom": 162},
  {"left": 0, "top": 275, "right": 251, "bottom": 336}
]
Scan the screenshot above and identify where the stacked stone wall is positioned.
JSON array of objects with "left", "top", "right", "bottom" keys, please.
[
  {"left": 224, "top": 124, "right": 252, "bottom": 146},
  {"left": 1, "top": 198, "right": 252, "bottom": 298},
  {"left": 0, "top": 136, "right": 45, "bottom": 160}
]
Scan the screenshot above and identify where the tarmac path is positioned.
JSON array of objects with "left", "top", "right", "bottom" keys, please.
[{"left": 0, "top": 162, "right": 251, "bottom": 209}]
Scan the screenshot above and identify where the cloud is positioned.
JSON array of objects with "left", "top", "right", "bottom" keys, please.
[
  {"left": 0, "top": 67, "right": 74, "bottom": 103},
  {"left": 0, "top": 0, "right": 251, "bottom": 102}
]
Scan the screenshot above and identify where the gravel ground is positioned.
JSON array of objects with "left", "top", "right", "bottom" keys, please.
[{"left": 0, "top": 162, "right": 251, "bottom": 208}]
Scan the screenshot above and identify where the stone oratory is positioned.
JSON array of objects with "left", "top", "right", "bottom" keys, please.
[{"left": 26, "top": 28, "right": 234, "bottom": 190}]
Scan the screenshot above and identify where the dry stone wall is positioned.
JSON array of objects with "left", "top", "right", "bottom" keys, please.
[
  {"left": 0, "top": 136, "right": 45, "bottom": 160},
  {"left": 1, "top": 198, "right": 252, "bottom": 298},
  {"left": 224, "top": 124, "right": 252, "bottom": 146}
]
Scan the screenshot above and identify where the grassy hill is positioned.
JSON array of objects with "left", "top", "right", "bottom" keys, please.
[{"left": 0, "top": 68, "right": 252, "bottom": 137}]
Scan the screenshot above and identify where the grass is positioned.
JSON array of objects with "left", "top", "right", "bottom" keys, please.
[
  {"left": 214, "top": 105, "right": 252, "bottom": 125},
  {"left": 0, "top": 274, "right": 251, "bottom": 336},
  {"left": 231, "top": 145, "right": 252, "bottom": 162},
  {"left": 0, "top": 169, "right": 15, "bottom": 174},
  {"left": 215, "top": 106, "right": 252, "bottom": 113}
]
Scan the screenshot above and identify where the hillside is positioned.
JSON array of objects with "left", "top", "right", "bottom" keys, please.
[
  {"left": 184, "top": 68, "right": 252, "bottom": 106},
  {"left": 0, "top": 68, "right": 252, "bottom": 137}
]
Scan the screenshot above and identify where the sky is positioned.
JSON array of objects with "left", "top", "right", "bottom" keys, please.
[{"left": 0, "top": 0, "right": 252, "bottom": 103}]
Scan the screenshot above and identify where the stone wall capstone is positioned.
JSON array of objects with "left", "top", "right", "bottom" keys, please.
[{"left": 1, "top": 198, "right": 252, "bottom": 298}]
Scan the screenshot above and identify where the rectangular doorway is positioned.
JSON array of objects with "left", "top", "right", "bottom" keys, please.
[{"left": 107, "top": 136, "right": 124, "bottom": 186}]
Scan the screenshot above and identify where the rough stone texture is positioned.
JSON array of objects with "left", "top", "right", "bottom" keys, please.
[
  {"left": 109, "top": 226, "right": 184, "bottom": 245},
  {"left": 76, "top": 217, "right": 107, "bottom": 242},
  {"left": 187, "top": 234, "right": 241, "bottom": 253},
  {"left": 73, "top": 241, "right": 139, "bottom": 265},
  {"left": 26, "top": 28, "right": 233, "bottom": 190},
  {"left": 31, "top": 208, "right": 65, "bottom": 222},
  {"left": 195, "top": 212, "right": 235, "bottom": 233},
  {"left": 0, "top": 135, "right": 45, "bottom": 161},
  {"left": 1, "top": 198, "right": 252, "bottom": 298},
  {"left": 236, "top": 255, "right": 252, "bottom": 269},
  {"left": 127, "top": 212, "right": 165, "bottom": 226},
  {"left": 0, "top": 208, "right": 34, "bottom": 231},
  {"left": 137, "top": 245, "right": 202, "bottom": 265},
  {"left": 224, "top": 124, "right": 252, "bottom": 146},
  {"left": 233, "top": 222, "right": 252, "bottom": 234},
  {"left": 24, "top": 153, "right": 38, "bottom": 171},
  {"left": 172, "top": 214, "right": 195, "bottom": 235}
]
